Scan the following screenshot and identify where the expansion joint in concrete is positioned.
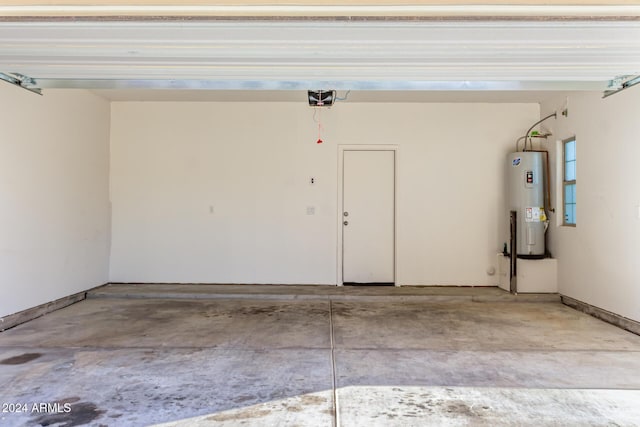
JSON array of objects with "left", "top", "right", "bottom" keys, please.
[{"left": 329, "top": 299, "right": 338, "bottom": 427}]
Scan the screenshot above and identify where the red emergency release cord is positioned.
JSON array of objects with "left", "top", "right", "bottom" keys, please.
[{"left": 317, "top": 108, "right": 323, "bottom": 144}]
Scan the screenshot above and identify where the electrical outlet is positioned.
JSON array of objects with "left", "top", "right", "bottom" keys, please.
[
  {"left": 306, "top": 206, "right": 315, "bottom": 215},
  {"left": 310, "top": 177, "right": 316, "bottom": 185}
]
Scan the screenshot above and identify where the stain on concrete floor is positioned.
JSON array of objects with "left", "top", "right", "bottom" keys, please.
[
  {"left": 339, "top": 386, "right": 640, "bottom": 426},
  {"left": 31, "top": 401, "right": 105, "bottom": 427},
  {"left": 1, "top": 291, "right": 640, "bottom": 426},
  {"left": 0, "top": 299, "right": 331, "bottom": 349},
  {"left": 0, "top": 352, "right": 42, "bottom": 365}
]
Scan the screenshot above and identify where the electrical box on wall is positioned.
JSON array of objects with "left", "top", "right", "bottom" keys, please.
[{"left": 308, "top": 90, "right": 335, "bottom": 107}]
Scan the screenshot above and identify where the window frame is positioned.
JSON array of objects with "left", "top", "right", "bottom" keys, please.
[{"left": 562, "top": 137, "right": 577, "bottom": 227}]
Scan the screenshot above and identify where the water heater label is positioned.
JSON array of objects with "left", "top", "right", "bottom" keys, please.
[
  {"left": 512, "top": 157, "right": 521, "bottom": 166},
  {"left": 525, "top": 207, "right": 546, "bottom": 222}
]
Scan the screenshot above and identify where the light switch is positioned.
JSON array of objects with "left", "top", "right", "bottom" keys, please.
[
  {"left": 209, "top": 205, "right": 215, "bottom": 214},
  {"left": 306, "top": 206, "right": 315, "bottom": 215}
]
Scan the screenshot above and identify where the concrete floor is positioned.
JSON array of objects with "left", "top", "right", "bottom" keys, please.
[{"left": 0, "top": 285, "right": 639, "bottom": 426}]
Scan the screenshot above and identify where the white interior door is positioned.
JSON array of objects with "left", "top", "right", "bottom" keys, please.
[{"left": 342, "top": 150, "right": 395, "bottom": 284}]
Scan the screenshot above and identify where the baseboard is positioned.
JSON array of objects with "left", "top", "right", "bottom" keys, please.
[
  {"left": 561, "top": 295, "right": 640, "bottom": 336},
  {"left": 0, "top": 283, "right": 108, "bottom": 332}
]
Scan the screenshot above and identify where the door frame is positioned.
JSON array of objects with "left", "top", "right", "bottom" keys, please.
[{"left": 337, "top": 145, "right": 399, "bottom": 286}]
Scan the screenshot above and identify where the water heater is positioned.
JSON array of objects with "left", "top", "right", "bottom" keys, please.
[{"left": 507, "top": 152, "right": 546, "bottom": 258}]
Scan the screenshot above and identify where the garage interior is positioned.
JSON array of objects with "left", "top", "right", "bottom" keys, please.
[{"left": 1, "top": 1, "right": 640, "bottom": 426}]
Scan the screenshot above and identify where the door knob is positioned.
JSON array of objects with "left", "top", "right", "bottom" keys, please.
[
  {"left": 343, "top": 221, "right": 349, "bottom": 226},
  {"left": 343, "top": 212, "right": 349, "bottom": 217}
]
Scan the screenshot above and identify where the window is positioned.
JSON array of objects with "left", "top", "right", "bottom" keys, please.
[{"left": 563, "top": 138, "right": 576, "bottom": 225}]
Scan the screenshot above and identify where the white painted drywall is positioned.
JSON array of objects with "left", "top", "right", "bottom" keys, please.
[
  {"left": 541, "top": 90, "right": 640, "bottom": 323},
  {"left": 109, "top": 102, "right": 539, "bottom": 285},
  {"left": 0, "top": 85, "right": 111, "bottom": 318}
]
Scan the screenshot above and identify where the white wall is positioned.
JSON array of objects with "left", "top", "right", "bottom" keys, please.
[
  {"left": 109, "top": 101, "right": 539, "bottom": 285},
  {"left": 0, "top": 85, "right": 111, "bottom": 318},
  {"left": 541, "top": 90, "right": 640, "bottom": 323}
]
